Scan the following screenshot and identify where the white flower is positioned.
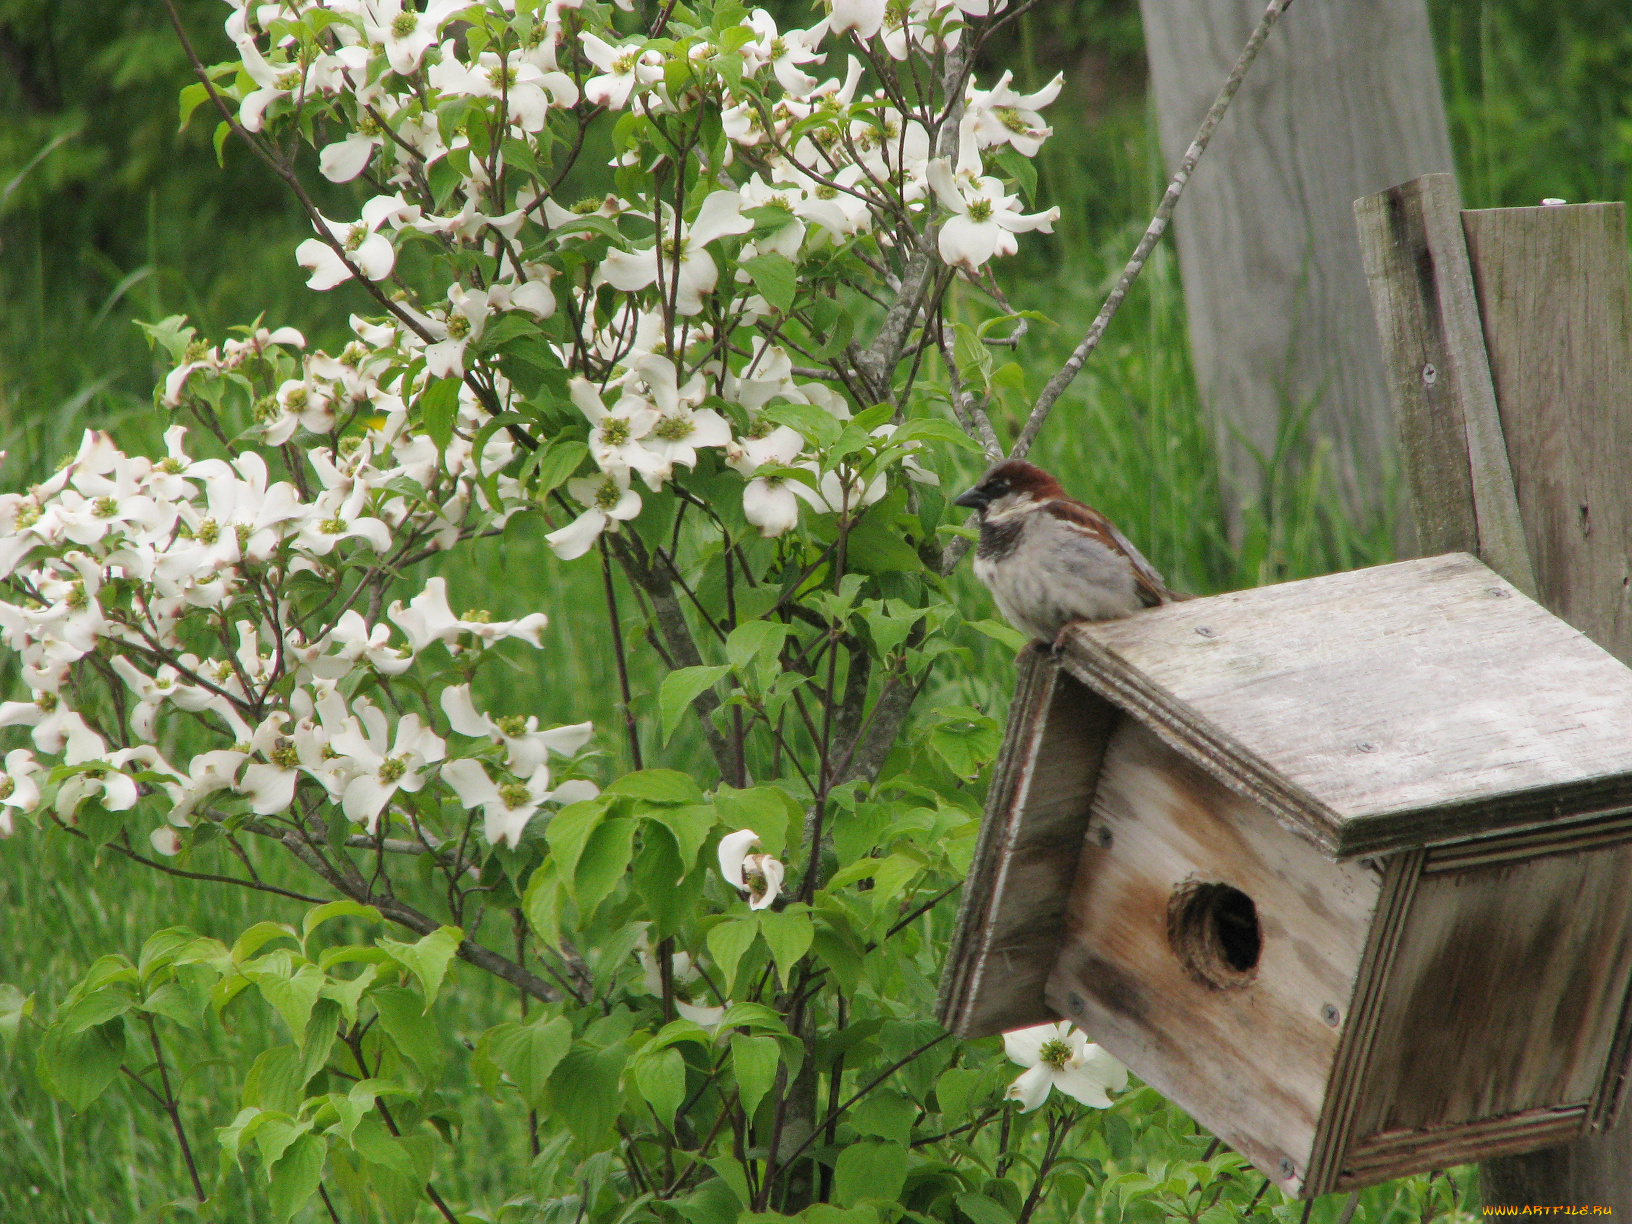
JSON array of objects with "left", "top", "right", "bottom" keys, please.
[
  {"left": 579, "top": 33, "right": 662, "bottom": 109},
  {"left": 828, "top": 0, "right": 886, "bottom": 40},
  {"left": 387, "top": 577, "right": 549, "bottom": 654},
  {"left": 1001, "top": 1022, "right": 1127, "bottom": 1112},
  {"left": 966, "top": 71, "right": 1062, "bottom": 158},
  {"left": 0, "top": 748, "right": 43, "bottom": 836},
  {"left": 295, "top": 194, "right": 419, "bottom": 290},
  {"left": 440, "top": 684, "right": 592, "bottom": 778},
  {"left": 928, "top": 156, "right": 1059, "bottom": 273},
  {"left": 717, "top": 828, "right": 785, "bottom": 910},
  {"left": 363, "top": 0, "right": 471, "bottom": 75},
  {"left": 630, "top": 356, "right": 732, "bottom": 471},
  {"left": 330, "top": 704, "right": 447, "bottom": 833},
  {"left": 571, "top": 378, "right": 667, "bottom": 487},
  {"left": 440, "top": 756, "right": 597, "bottom": 849},
  {"left": 597, "top": 191, "right": 754, "bottom": 316},
  {"left": 635, "top": 932, "right": 726, "bottom": 1025},
  {"left": 545, "top": 468, "right": 642, "bottom": 560}
]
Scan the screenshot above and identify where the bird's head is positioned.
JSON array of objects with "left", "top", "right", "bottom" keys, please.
[{"left": 953, "top": 460, "right": 1063, "bottom": 518}]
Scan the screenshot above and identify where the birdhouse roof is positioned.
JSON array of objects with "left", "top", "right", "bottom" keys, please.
[{"left": 1057, "top": 553, "right": 1632, "bottom": 858}]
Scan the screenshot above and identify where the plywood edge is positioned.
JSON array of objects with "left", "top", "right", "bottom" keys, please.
[
  {"left": 1057, "top": 627, "right": 1345, "bottom": 856},
  {"left": 1334, "top": 780, "right": 1632, "bottom": 861},
  {"left": 1424, "top": 806, "right": 1632, "bottom": 874},
  {"left": 937, "top": 646, "right": 1057, "bottom": 1035},
  {"left": 1303, "top": 850, "right": 1424, "bottom": 1195},
  {"left": 1333, "top": 1106, "right": 1587, "bottom": 1189},
  {"left": 1590, "top": 947, "right": 1632, "bottom": 1130}
]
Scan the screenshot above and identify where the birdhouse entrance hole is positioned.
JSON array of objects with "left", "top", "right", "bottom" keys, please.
[{"left": 1168, "top": 879, "right": 1261, "bottom": 989}]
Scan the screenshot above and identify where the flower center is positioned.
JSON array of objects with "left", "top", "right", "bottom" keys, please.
[
  {"left": 270, "top": 742, "right": 301, "bottom": 769},
  {"left": 572, "top": 196, "right": 603, "bottom": 215},
  {"left": 996, "top": 106, "right": 1028, "bottom": 134},
  {"left": 769, "top": 36, "right": 787, "bottom": 58},
  {"left": 253, "top": 395, "right": 279, "bottom": 422},
  {"left": 195, "top": 517, "right": 220, "bottom": 545},
  {"left": 815, "top": 184, "right": 838, "bottom": 200},
  {"left": 391, "top": 12, "right": 418, "bottom": 38},
  {"left": 462, "top": 608, "right": 492, "bottom": 624},
  {"left": 499, "top": 781, "right": 531, "bottom": 808},
  {"left": 346, "top": 223, "right": 368, "bottom": 252},
  {"left": 601, "top": 417, "right": 633, "bottom": 447},
  {"left": 653, "top": 415, "right": 694, "bottom": 441},
  {"left": 157, "top": 457, "right": 185, "bottom": 474},
  {"left": 275, "top": 68, "right": 304, "bottom": 92},
  {"left": 612, "top": 52, "right": 638, "bottom": 74},
  {"left": 446, "top": 314, "right": 471, "bottom": 340},
  {"left": 285, "top": 386, "right": 309, "bottom": 410},
  {"left": 378, "top": 757, "right": 407, "bottom": 783},
  {"left": 92, "top": 497, "right": 120, "bottom": 518},
  {"left": 592, "top": 476, "right": 622, "bottom": 511},
  {"left": 35, "top": 692, "right": 57, "bottom": 712},
  {"left": 495, "top": 714, "right": 528, "bottom": 736},
  {"left": 967, "top": 198, "right": 993, "bottom": 223},
  {"left": 15, "top": 503, "right": 41, "bottom": 528},
  {"left": 0, "top": 777, "right": 13, "bottom": 800},
  {"left": 487, "top": 63, "right": 518, "bottom": 88},
  {"left": 357, "top": 113, "right": 382, "bottom": 137},
  {"left": 321, "top": 516, "right": 347, "bottom": 535},
  {"left": 1037, "top": 1038, "right": 1072, "bottom": 1070},
  {"left": 65, "top": 581, "right": 88, "bottom": 610}
]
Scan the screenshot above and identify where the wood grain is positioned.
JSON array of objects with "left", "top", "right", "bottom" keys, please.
[
  {"left": 1351, "top": 844, "right": 1632, "bottom": 1144},
  {"left": 1140, "top": 0, "right": 1454, "bottom": 543},
  {"left": 1353, "top": 174, "right": 1537, "bottom": 595},
  {"left": 1059, "top": 553, "right": 1632, "bottom": 858},
  {"left": 937, "top": 649, "right": 1119, "bottom": 1039},
  {"left": 1462, "top": 202, "right": 1632, "bottom": 663},
  {"left": 1045, "top": 718, "right": 1382, "bottom": 1196}
]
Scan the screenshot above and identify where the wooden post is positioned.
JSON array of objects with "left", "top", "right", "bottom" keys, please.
[
  {"left": 1139, "top": 0, "right": 1454, "bottom": 542},
  {"left": 1356, "top": 176, "right": 1632, "bottom": 1207}
]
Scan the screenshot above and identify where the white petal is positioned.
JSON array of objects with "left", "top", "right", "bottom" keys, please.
[
  {"left": 296, "top": 238, "right": 354, "bottom": 290},
  {"left": 746, "top": 855, "right": 784, "bottom": 909},
  {"left": 320, "top": 134, "right": 375, "bottom": 182},
  {"left": 442, "top": 757, "right": 501, "bottom": 809},
  {"left": 150, "top": 826, "right": 184, "bottom": 857},
  {"left": 354, "top": 232, "right": 397, "bottom": 281},
  {"left": 688, "top": 191, "right": 752, "bottom": 247},
  {"left": 1053, "top": 1046, "right": 1127, "bottom": 1109},
  {"left": 239, "top": 763, "right": 298, "bottom": 815},
  {"left": 545, "top": 508, "right": 608, "bottom": 560},
  {"left": 440, "top": 684, "right": 495, "bottom": 738},
  {"left": 599, "top": 247, "right": 659, "bottom": 292},
  {"left": 1002, "top": 1020, "right": 1067, "bottom": 1069},
  {"left": 1004, "top": 1064, "right": 1053, "bottom": 1112},
  {"left": 717, "top": 828, "right": 760, "bottom": 888}
]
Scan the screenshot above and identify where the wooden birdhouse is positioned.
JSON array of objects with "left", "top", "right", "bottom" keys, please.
[{"left": 939, "top": 553, "right": 1632, "bottom": 1197}]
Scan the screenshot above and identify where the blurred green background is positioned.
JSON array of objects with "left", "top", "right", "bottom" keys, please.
[{"left": 1, "top": 0, "right": 1629, "bottom": 1218}]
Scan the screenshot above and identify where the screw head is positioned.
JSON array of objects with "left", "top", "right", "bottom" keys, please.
[
  {"left": 1422, "top": 363, "right": 1438, "bottom": 386},
  {"left": 1095, "top": 826, "right": 1113, "bottom": 849},
  {"left": 1067, "top": 991, "right": 1086, "bottom": 1012},
  {"left": 1195, "top": 626, "right": 1216, "bottom": 638},
  {"left": 1487, "top": 586, "right": 1511, "bottom": 598},
  {"left": 1321, "top": 1003, "right": 1341, "bottom": 1027},
  {"left": 1355, "top": 741, "right": 1378, "bottom": 754},
  {"left": 1279, "top": 1157, "right": 1295, "bottom": 1179}
]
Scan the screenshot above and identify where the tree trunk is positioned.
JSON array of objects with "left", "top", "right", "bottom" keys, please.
[{"left": 1138, "top": 0, "right": 1454, "bottom": 545}]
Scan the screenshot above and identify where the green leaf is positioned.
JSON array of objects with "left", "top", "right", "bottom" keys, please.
[
  {"left": 349, "top": 1115, "right": 417, "bottom": 1179},
  {"left": 534, "top": 439, "right": 589, "bottom": 498},
  {"left": 484, "top": 1015, "right": 572, "bottom": 1108},
  {"left": 268, "top": 1132, "right": 325, "bottom": 1223},
  {"left": 178, "top": 81, "right": 211, "bottom": 131},
  {"left": 659, "top": 666, "right": 730, "bottom": 744},
  {"left": 892, "top": 417, "right": 984, "bottom": 454},
  {"left": 967, "top": 619, "right": 1030, "bottom": 652},
  {"left": 372, "top": 987, "right": 444, "bottom": 1083},
  {"left": 740, "top": 252, "right": 796, "bottom": 315},
  {"left": 642, "top": 804, "right": 717, "bottom": 874},
  {"left": 756, "top": 910, "right": 813, "bottom": 988},
  {"left": 0, "top": 984, "right": 33, "bottom": 1051},
  {"left": 729, "top": 1033, "right": 779, "bottom": 1119},
  {"left": 833, "top": 1140, "right": 909, "bottom": 1207},
  {"left": 546, "top": 1043, "right": 628, "bottom": 1147},
  {"left": 634, "top": 1046, "right": 687, "bottom": 1131},
  {"left": 243, "top": 1046, "right": 304, "bottom": 1114},
  {"left": 677, "top": 1178, "right": 744, "bottom": 1224},
  {"left": 725, "top": 620, "right": 792, "bottom": 675},
  {"left": 714, "top": 787, "right": 798, "bottom": 857},
  {"left": 934, "top": 1067, "right": 985, "bottom": 1120},
  {"left": 379, "top": 926, "right": 462, "bottom": 1007},
  {"left": 706, "top": 916, "right": 760, "bottom": 995},
  {"left": 544, "top": 795, "right": 612, "bottom": 886},
  {"left": 37, "top": 1017, "right": 125, "bottom": 1112},
  {"left": 250, "top": 963, "right": 325, "bottom": 1042},
  {"left": 213, "top": 119, "right": 230, "bottom": 166},
  {"left": 301, "top": 901, "right": 381, "bottom": 948},
  {"left": 418, "top": 377, "right": 462, "bottom": 453},
  {"left": 849, "top": 1091, "right": 917, "bottom": 1144},
  {"left": 954, "top": 1193, "right": 1016, "bottom": 1224},
  {"left": 606, "top": 769, "right": 706, "bottom": 804},
  {"left": 993, "top": 148, "right": 1037, "bottom": 201},
  {"left": 574, "top": 816, "right": 637, "bottom": 918},
  {"left": 761, "top": 400, "right": 841, "bottom": 450}
]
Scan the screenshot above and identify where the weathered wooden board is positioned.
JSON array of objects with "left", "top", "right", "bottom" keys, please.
[
  {"left": 937, "top": 649, "right": 1119, "bottom": 1039},
  {"left": 1141, "top": 0, "right": 1453, "bottom": 541},
  {"left": 1059, "top": 553, "right": 1632, "bottom": 858},
  {"left": 1046, "top": 718, "right": 1383, "bottom": 1196},
  {"left": 1462, "top": 202, "right": 1632, "bottom": 664},
  {"left": 1350, "top": 842, "right": 1632, "bottom": 1150},
  {"left": 1353, "top": 173, "right": 1536, "bottom": 595}
]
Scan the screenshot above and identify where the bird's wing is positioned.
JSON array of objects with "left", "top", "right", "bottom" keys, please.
[{"left": 1043, "top": 499, "right": 1174, "bottom": 608}]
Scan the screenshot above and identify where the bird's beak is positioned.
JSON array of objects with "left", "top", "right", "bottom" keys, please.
[{"left": 953, "top": 486, "right": 987, "bottom": 511}]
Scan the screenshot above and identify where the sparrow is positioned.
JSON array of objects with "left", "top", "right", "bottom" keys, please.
[{"left": 953, "top": 459, "right": 1182, "bottom": 643}]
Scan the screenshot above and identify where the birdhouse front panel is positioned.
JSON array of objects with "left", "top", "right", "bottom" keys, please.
[
  {"left": 940, "top": 554, "right": 1632, "bottom": 1198},
  {"left": 1045, "top": 716, "right": 1385, "bottom": 1194}
]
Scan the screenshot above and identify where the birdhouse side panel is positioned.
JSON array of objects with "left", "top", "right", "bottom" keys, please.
[
  {"left": 1045, "top": 719, "right": 1384, "bottom": 1195},
  {"left": 939, "top": 652, "right": 1120, "bottom": 1039},
  {"left": 1346, "top": 838, "right": 1632, "bottom": 1146}
]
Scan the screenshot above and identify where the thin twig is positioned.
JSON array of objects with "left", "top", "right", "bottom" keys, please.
[
  {"left": 1014, "top": 0, "right": 1296, "bottom": 460},
  {"left": 146, "top": 1016, "right": 206, "bottom": 1202}
]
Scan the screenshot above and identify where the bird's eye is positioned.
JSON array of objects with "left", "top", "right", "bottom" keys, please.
[{"left": 990, "top": 481, "right": 1008, "bottom": 496}]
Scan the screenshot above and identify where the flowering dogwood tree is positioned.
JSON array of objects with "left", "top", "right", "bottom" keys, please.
[{"left": 0, "top": 0, "right": 1301, "bottom": 1219}]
